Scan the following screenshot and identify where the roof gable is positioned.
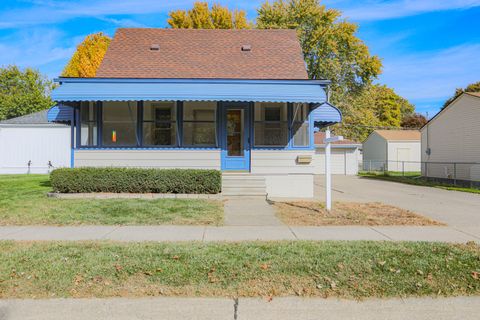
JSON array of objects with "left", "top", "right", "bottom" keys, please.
[
  {"left": 96, "top": 28, "right": 309, "bottom": 80},
  {"left": 420, "top": 92, "right": 480, "bottom": 131},
  {"left": 374, "top": 130, "right": 420, "bottom": 141}
]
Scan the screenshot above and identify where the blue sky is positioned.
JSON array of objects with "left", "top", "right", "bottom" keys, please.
[{"left": 0, "top": 0, "right": 479, "bottom": 117}]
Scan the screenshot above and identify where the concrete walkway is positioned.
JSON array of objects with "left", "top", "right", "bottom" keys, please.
[
  {"left": 224, "top": 198, "right": 283, "bottom": 226},
  {"left": 0, "top": 225, "right": 478, "bottom": 243},
  {"left": 0, "top": 296, "right": 478, "bottom": 320}
]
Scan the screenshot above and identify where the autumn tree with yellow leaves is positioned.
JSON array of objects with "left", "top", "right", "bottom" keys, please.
[
  {"left": 168, "top": 2, "right": 251, "bottom": 29},
  {"left": 62, "top": 32, "right": 111, "bottom": 77}
]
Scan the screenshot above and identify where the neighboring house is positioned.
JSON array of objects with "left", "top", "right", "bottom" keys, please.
[
  {"left": 421, "top": 92, "right": 480, "bottom": 183},
  {"left": 50, "top": 29, "right": 341, "bottom": 197},
  {"left": 0, "top": 108, "right": 71, "bottom": 174},
  {"left": 362, "top": 130, "right": 421, "bottom": 172},
  {"left": 313, "top": 132, "right": 361, "bottom": 175}
]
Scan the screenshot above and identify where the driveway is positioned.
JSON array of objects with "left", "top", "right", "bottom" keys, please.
[{"left": 315, "top": 175, "right": 480, "bottom": 229}]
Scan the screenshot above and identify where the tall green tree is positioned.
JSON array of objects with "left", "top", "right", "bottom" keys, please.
[
  {"left": 257, "top": 0, "right": 382, "bottom": 95},
  {"left": 0, "top": 66, "right": 54, "bottom": 121},
  {"left": 334, "top": 85, "right": 414, "bottom": 141},
  {"left": 443, "top": 81, "right": 480, "bottom": 108},
  {"left": 168, "top": 2, "right": 251, "bottom": 29},
  {"left": 62, "top": 32, "right": 111, "bottom": 77}
]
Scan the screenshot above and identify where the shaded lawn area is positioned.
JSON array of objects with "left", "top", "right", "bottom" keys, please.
[
  {"left": 0, "top": 175, "right": 223, "bottom": 226},
  {"left": 0, "top": 241, "right": 479, "bottom": 299},
  {"left": 359, "top": 172, "right": 480, "bottom": 194},
  {"left": 273, "top": 201, "right": 443, "bottom": 226}
]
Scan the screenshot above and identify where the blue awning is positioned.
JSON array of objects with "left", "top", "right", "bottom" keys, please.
[
  {"left": 47, "top": 104, "right": 73, "bottom": 122},
  {"left": 51, "top": 78, "right": 328, "bottom": 103},
  {"left": 311, "top": 102, "right": 342, "bottom": 128}
]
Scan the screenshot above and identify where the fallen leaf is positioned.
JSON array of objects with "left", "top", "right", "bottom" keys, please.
[
  {"left": 266, "top": 295, "right": 273, "bottom": 302},
  {"left": 260, "top": 264, "right": 269, "bottom": 270},
  {"left": 114, "top": 265, "right": 123, "bottom": 272},
  {"left": 417, "top": 270, "right": 424, "bottom": 275},
  {"left": 378, "top": 261, "right": 386, "bottom": 266},
  {"left": 472, "top": 271, "right": 479, "bottom": 280},
  {"left": 172, "top": 255, "right": 180, "bottom": 260}
]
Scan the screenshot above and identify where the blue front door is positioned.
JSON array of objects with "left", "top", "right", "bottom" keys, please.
[{"left": 221, "top": 102, "right": 251, "bottom": 171}]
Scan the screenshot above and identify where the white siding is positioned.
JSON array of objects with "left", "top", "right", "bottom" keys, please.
[
  {"left": 74, "top": 149, "right": 221, "bottom": 169},
  {"left": 362, "top": 132, "right": 387, "bottom": 170},
  {"left": 250, "top": 149, "right": 315, "bottom": 174},
  {"left": 313, "top": 147, "right": 360, "bottom": 175},
  {"left": 421, "top": 94, "right": 480, "bottom": 181},
  {"left": 0, "top": 126, "right": 71, "bottom": 174},
  {"left": 387, "top": 141, "right": 421, "bottom": 171}
]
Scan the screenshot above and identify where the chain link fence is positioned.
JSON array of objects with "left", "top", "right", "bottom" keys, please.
[{"left": 360, "top": 160, "right": 480, "bottom": 188}]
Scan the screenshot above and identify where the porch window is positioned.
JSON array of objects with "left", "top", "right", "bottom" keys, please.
[
  {"left": 254, "top": 102, "right": 288, "bottom": 146},
  {"left": 80, "top": 101, "right": 98, "bottom": 147},
  {"left": 142, "top": 101, "right": 177, "bottom": 146},
  {"left": 182, "top": 101, "right": 217, "bottom": 147},
  {"left": 102, "top": 101, "right": 138, "bottom": 147},
  {"left": 292, "top": 103, "right": 310, "bottom": 147}
]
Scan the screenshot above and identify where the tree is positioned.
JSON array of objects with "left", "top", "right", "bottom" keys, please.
[
  {"left": 401, "top": 113, "right": 427, "bottom": 129},
  {"left": 333, "top": 85, "right": 414, "bottom": 141},
  {"left": 62, "top": 32, "right": 111, "bottom": 77},
  {"left": 443, "top": 81, "right": 480, "bottom": 109},
  {"left": 0, "top": 65, "right": 54, "bottom": 121},
  {"left": 168, "top": 2, "right": 251, "bottom": 29},
  {"left": 257, "top": 0, "right": 382, "bottom": 95}
]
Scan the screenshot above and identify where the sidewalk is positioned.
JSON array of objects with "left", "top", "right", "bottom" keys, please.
[
  {"left": 0, "top": 296, "right": 478, "bottom": 320},
  {"left": 0, "top": 225, "right": 478, "bottom": 243}
]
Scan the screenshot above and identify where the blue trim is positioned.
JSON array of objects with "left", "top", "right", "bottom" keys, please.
[
  {"left": 220, "top": 102, "right": 251, "bottom": 171},
  {"left": 55, "top": 78, "right": 331, "bottom": 85},
  {"left": 52, "top": 78, "right": 328, "bottom": 103},
  {"left": 75, "top": 147, "right": 221, "bottom": 151}
]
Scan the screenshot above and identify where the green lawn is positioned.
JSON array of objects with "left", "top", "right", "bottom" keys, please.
[
  {"left": 0, "top": 241, "right": 478, "bottom": 299},
  {"left": 359, "top": 172, "right": 480, "bottom": 194},
  {"left": 0, "top": 175, "right": 223, "bottom": 225}
]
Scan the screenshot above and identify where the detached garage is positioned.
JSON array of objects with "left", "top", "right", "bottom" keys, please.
[
  {"left": 362, "top": 130, "right": 421, "bottom": 172},
  {"left": 313, "top": 132, "right": 361, "bottom": 175},
  {"left": 0, "top": 110, "right": 71, "bottom": 174}
]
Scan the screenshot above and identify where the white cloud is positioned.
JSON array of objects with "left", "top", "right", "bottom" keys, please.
[
  {"left": 379, "top": 44, "right": 480, "bottom": 104},
  {"left": 0, "top": 28, "right": 75, "bottom": 76},
  {"left": 339, "top": 0, "right": 480, "bottom": 21},
  {"left": 0, "top": 0, "right": 259, "bottom": 29}
]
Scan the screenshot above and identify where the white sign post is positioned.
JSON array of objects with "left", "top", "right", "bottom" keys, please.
[{"left": 324, "top": 127, "right": 343, "bottom": 211}]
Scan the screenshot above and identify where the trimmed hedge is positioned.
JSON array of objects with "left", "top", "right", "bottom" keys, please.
[{"left": 50, "top": 168, "right": 222, "bottom": 194}]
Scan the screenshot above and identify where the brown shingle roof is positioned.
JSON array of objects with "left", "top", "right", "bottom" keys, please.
[
  {"left": 96, "top": 28, "right": 309, "bottom": 80},
  {"left": 374, "top": 130, "right": 420, "bottom": 141},
  {"left": 314, "top": 132, "right": 360, "bottom": 145}
]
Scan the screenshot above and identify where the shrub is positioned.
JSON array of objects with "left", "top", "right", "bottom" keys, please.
[{"left": 50, "top": 168, "right": 222, "bottom": 194}]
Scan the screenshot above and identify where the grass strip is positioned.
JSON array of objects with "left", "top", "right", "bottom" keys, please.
[
  {"left": 358, "top": 172, "right": 480, "bottom": 194},
  {"left": 0, "top": 175, "right": 223, "bottom": 225},
  {"left": 0, "top": 241, "right": 479, "bottom": 299}
]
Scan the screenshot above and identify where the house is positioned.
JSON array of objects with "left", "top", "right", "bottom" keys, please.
[
  {"left": 313, "top": 131, "right": 361, "bottom": 175},
  {"left": 362, "top": 130, "right": 421, "bottom": 172},
  {"left": 421, "top": 92, "right": 480, "bottom": 184},
  {"left": 0, "top": 109, "right": 71, "bottom": 174},
  {"left": 50, "top": 28, "right": 342, "bottom": 198}
]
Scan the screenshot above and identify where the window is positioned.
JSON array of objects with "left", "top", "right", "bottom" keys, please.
[
  {"left": 254, "top": 102, "right": 288, "bottom": 146},
  {"left": 292, "top": 103, "right": 310, "bottom": 147},
  {"left": 142, "top": 101, "right": 176, "bottom": 146},
  {"left": 80, "top": 101, "right": 98, "bottom": 147},
  {"left": 102, "top": 101, "right": 138, "bottom": 146},
  {"left": 182, "top": 101, "right": 217, "bottom": 147}
]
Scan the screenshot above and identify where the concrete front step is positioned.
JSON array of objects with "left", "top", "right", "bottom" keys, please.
[{"left": 222, "top": 174, "right": 267, "bottom": 196}]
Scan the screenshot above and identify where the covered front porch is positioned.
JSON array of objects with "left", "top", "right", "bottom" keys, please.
[{"left": 51, "top": 78, "right": 341, "bottom": 197}]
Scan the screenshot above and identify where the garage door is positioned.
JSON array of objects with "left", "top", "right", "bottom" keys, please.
[
  {"left": 313, "top": 148, "right": 359, "bottom": 175},
  {"left": 0, "top": 126, "right": 71, "bottom": 174}
]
